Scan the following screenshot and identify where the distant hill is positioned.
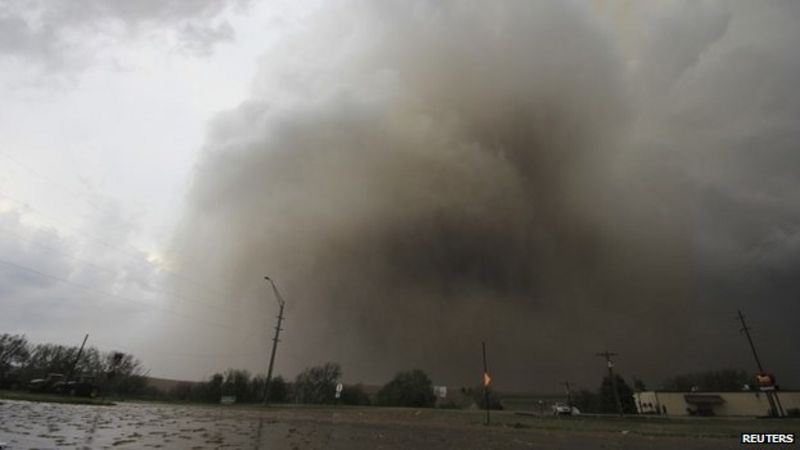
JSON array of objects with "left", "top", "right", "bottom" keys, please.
[{"left": 146, "top": 376, "right": 200, "bottom": 394}]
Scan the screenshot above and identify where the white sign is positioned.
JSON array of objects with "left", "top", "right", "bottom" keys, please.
[
  {"left": 433, "top": 386, "right": 447, "bottom": 399},
  {"left": 336, "top": 383, "right": 344, "bottom": 393}
]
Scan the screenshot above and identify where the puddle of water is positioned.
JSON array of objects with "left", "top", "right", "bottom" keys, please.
[{"left": 0, "top": 400, "right": 300, "bottom": 450}]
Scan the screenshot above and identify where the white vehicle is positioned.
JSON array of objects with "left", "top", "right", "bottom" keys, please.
[{"left": 552, "top": 403, "right": 572, "bottom": 415}]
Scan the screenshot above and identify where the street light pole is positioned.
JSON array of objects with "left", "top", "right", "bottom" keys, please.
[{"left": 263, "top": 276, "right": 286, "bottom": 405}]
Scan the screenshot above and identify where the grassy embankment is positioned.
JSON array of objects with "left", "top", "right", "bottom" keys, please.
[
  {"left": 0, "top": 389, "right": 114, "bottom": 405},
  {"left": 482, "top": 410, "right": 799, "bottom": 439}
]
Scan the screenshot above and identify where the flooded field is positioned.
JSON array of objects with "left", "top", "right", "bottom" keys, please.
[{"left": 0, "top": 399, "right": 776, "bottom": 449}]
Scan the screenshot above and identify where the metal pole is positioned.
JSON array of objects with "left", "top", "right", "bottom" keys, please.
[
  {"left": 65, "top": 334, "right": 89, "bottom": 385},
  {"left": 737, "top": 310, "right": 764, "bottom": 371},
  {"left": 482, "top": 341, "right": 490, "bottom": 425},
  {"left": 263, "top": 277, "right": 286, "bottom": 405},
  {"left": 736, "top": 310, "right": 781, "bottom": 417}
]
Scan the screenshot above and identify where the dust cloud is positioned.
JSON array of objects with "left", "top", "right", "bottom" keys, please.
[{"left": 168, "top": 1, "right": 800, "bottom": 389}]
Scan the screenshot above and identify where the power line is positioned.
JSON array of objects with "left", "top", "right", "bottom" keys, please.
[
  {"left": 0, "top": 190, "right": 238, "bottom": 301},
  {"left": 89, "top": 338, "right": 265, "bottom": 361},
  {"left": 0, "top": 225, "right": 263, "bottom": 317},
  {"left": 0, "top": 150, "right": 109, "bottom": 214},
  {"left": 0, "top": 257, "right": 263, "bottom": 339}
]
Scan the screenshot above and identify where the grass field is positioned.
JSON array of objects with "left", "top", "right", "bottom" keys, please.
[
  {"left": 0, "top": 389, "right": 114, "bottom": 406},
  {"left": 492, "top": 412, "right": 799, "bottom": 439}
]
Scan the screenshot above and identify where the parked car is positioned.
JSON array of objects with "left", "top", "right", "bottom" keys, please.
[
  {"left": 552, "top": 403, "right": 572, "bottom": 415},
  {"left": 28, "top": 373, "right": 64, "bottom": 393},
  {"left": 29, "top": 373, "right": 99, "bottom": 397},
  {"left": 52, "top": 379, "right": 99, "bottom": 398}
]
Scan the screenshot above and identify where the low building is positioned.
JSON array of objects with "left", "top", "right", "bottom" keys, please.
[{"left": 634, "top": 391, "right": 800, "bottom": 417}]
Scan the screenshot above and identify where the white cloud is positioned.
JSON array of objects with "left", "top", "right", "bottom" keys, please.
[{"left": 0, "top": 0, "right": 251, "bottom": 70}]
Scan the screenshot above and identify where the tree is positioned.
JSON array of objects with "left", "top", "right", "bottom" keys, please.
[
  {"left": 249, "top": 374, "right": 288, "bottom": 403},
  {"left": 340, "top": 384, "right": 371, "bottom": 405},
  {"left": 267, "top": 375, "right": 289, "bottom": 403},
  {"left": 294, "top": 363, "right": 341, "bottom": 404},
  {"left": 20, "top": 343, "right": 77, "bottom": 379},
  {"left": 102, "top": 352, "right": 148, "bottom": 396},
  {"left": 222, "top": 369, "right": 252, "bottom": 401},
  {"left": 376, "top": 369, "right": 436, "bottom": 408},
  {"left": 0, "top": 334, "right": 30, "bottom": 387},
  {"left": 600, "top": 374, "right": 636, "bottom": 414},
  {"left": 573, "top": 389, "right": 601, "bottom": 413},
  {"left": 200, "top": 373, "right": 224, "bottom": 403}
]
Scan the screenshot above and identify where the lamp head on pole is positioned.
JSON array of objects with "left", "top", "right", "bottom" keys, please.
[{"left": 264, "top": 275, "right": 285, "bottom": 307}]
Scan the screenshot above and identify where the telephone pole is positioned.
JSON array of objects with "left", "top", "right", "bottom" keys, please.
[
  {"left": 737, "top": 310, "right": 764, "bottom": 372},
  {"left": 736, "top": 310, "right": 783, "bottom": 417},
  {"left": 561, "top": 381, "right": 574, "bottom": 407},
  {"left": 65, "top": 334, "right": 89, "bottom": 384},
  {"left": 596, "top": 351, "right": 623, "bottom": 416},
  {"left": 263, "top": 276, "right": 286, "bottom": 405},
  {"left": 482, "top": 341, "right": 491, "bottom": 425}
]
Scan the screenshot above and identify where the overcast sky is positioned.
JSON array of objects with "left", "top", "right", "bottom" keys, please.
[
  {"left": 1, "top": 0, "right": 799, "bottom": 391},
  {"left": 0, "top": 0, "right": 314, "bottom": 378}
]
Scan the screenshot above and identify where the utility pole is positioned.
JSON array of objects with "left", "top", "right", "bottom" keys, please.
[
  {"left": 65, "top": 334, "right": 89, "bottom": 384},
  {"left": 737, "top": 310, "right": 764, "bottom": 371},
  {"left": 482, "top": 341, "right": 491, "bottom": 425},
  {"left": 596, "top": 351, "right": 623, "bottom": 416},
  {"left": 263, "top": 276, "right": 286, "bottom": 405},
  {"left": 736, "top": 310, "right": 783, "bottom": 417},
  {"left": 561, "top": 381, "right": 574, "bottom": 407}
]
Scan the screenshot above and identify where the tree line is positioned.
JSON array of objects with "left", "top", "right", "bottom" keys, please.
[
  {"left": 170, "top": 363, "right": 432, "bottom": 407},
  {"left": 0, "top": 333, "right": 148, "bottom": 396},
  {"left": 0, "top": 333, "right": 474, "bottom": 407},
  {"left": 3, "top": 333, "right": 757, "bottom": 410}
]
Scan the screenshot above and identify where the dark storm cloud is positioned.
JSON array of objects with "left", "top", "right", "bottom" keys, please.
[
  {"left": 0, "top": 0, "right": 249, "bottom": 67},
  {"left": 173, "top": 1, "right": 800, "bottom": 389}
]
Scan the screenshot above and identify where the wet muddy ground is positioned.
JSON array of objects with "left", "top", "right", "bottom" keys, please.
[{"left": 0, "top": 399, "right": 765, "bottom": 449}]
